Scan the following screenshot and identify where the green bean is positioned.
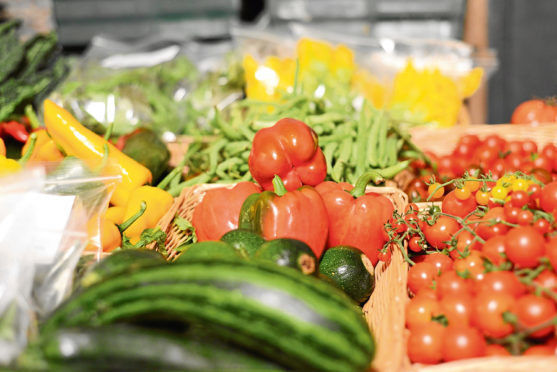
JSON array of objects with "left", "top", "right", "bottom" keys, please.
[
  {"left": 323, "top": 142, "right": 338, "bottom": 178},
  {"left": 239, "top": 164, "right": 249, "bottom": 172},
  {"left": 367, "top": 111, "right": 382, "bottom": 167},
  {"left": 240, "top": 150, "right": 251, "bottom": 161},
  {"left": 168, "top": 172, "right": 212, "bottom": 196},
  {"left": 207, "top": 139, "right": 228, "bottom": 174},
  {"left": 355, "top": 104, "right": 369, "bottom": 177},
  {"left": 224, "top": 141, "right": 250, "bottom": 156},
  {"left": 377, "top": 114, "right": 389, "bottom": 168},
  {"left": 385, "top": 135, "right": 398, "bottom": 167},
  {"left": 239, "top": 125, "right": 255, "bottom": 141},
  {"left": 376, "top": 160, "right": 411, "bottom": 179},
  {"left": 212, "top": 109, "right": 243, "bottom": 141},
  {"left": 216, "top": 158, "right": 243, "bottom": 179},
  {"left": 305, "top": 112, "right": 346, "bottom": 125},
  {"left": 157, "top": 142, "right": 202, "bottom": 190},
  {"left": 313, "top": 125, "right": 324, "bottom": 135},
  {"left": 332, "top": 138, "right": 352, "bottom": 182}
]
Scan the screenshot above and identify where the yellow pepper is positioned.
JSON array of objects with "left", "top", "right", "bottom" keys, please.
[
  {"left": 105, "top": 206, "right": 126, "bottom": 225},
  {"left": 122, "top": 186, "right": 173, "bottom": 244},
  {"left": 43, "top": 99, "right": 152, "bottom": 206},
  {"left": 0, "top": 138, "right": 5, "bottom": 157},
  {"left": 0, "top": 156, "right": 21, "bottom": 175},
  {"left": 21, "top": 129, "right": 64, "bottom": 162},
  {"left": 100, "top": 218, "right": 122, "bottom": 252}
]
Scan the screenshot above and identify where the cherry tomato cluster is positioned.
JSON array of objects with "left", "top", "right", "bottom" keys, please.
[
  {"left": 384, "top": 172, "right": 557, "bottom": 364},
  {"left": 406, "top": 134, "right": 557, "bottom": 202}
]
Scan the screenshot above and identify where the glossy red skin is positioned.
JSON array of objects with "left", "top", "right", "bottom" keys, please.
[
  {"left": 442, "top": 325, "right": 486, "bottom": 361},
  {"left": 513, "top": 294, "right": 557, "bottom": 338},
  {"left": 442, "top": 190, "right": 477, "bottom": 218},
  {"left": 511, "top": 99, "right": 557, "bottom": 125},
  {"left": 256, "top": 186, "right": 328, "bottom": 258},
  {"left": 540, "top": 181, "right": 557, "bottom": 212},
  {"left": 315, "top": 181, "right": 394, "bottom": 264},
  {"left": 249, "top": 118, "right": 327, "bottom": 191},
  {"left": 192, "top": 182, "right": 261, "bottom": 241}
]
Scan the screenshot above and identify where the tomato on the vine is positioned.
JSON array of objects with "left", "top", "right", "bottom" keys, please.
[
  {"left": 513, "top": 294, "right": 557, "bottom": 338},
  {"left": 476, "top": 271, "right": 526, "bottom": 298},
  {"left": 546, "top": 239, "right": 557, "bottom": 272},
  {"left": 533, "top": 270, "right": 557, "bottom": 298},
  {"left": 442, "top": 190, "right": 477, "bottom": 218},
  {"left": 475, "top": 190, "right": 490, "bottom": 205},
  {"left": 405, "top": 295, "right": 441, "bottom": 330},
  {"left": 481, "top": 235, "right": 507, "bottom": 266},
  {"left": 439, "top": 294, "right": 472, "bottom": 327},
  {"left": 407, "top": 262, "right": 438, "bottom": 294},
  {"left": 476, "top": 207, "right": 509, "bottom": 240},
  {"left": 424, "top": 252, "right": 454, "bottom": 274},
  {"left": 442, "top": 325, "right": 486, "bottom": 361},
  {"left": 540, "top": 181, "right": 557, "bottom": 212},
  {"left": 377, "top": 248, "right": 392, "bottom": 265},
  {"left": 453, "top": 250, "right": 485, "bottom": 280},
  {"left": 511, "top": 99, "right": 557, "bottom": 125},
  {"left": 423, "top": 216, "right": 460, "bottom": 249},
  {"left": 523, "top": 345, "right": 556, "bottom": 356},
  {"left": 407, "top": 323, "right": 445, "bottom": 364},
  {"left": 408, "top": 236, "right": 424, "bottom": 253},
  {"left": 533, "top": 218, "right": 551, "bottom": 235},
  {"left": 437, "top": 270, "right": 472, "bottom": 299},
  {"left": 505, "top": 226, "right": 545, "bottom": 268},
  {"left": 516, "top": 209, "right": 534, "bottom": 225},
  {"left": 472, "top": 292, "right": 515, "bottom": 338},
  {"left": 451, "top": 230, "right": 481, "bottom": 259},
  {"left": 485, "top": 344, "right": 511, "bottom": 356},
  {"left": 503, "top": 203, "right": 520, "bottom": 224},
  {"left": 511, "top": 190, "right": 529, "bottom": 208}
]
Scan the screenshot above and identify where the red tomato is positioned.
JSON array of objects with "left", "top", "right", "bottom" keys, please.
[
  {"left": 405, "top": 177, "right": 429, "bottom": 203},
  {"left": 437, "top": 270, "right": 472, "bottom": 299},
  {"left": 540, "top": 181, "right": 557, "bottom": 212},
  {"left": 522, "top": 140, "right": 538, "bottom": 154},
  {"left": 437, "top": 155, "right": 463, "bottom": 179},
  {"left": 511, "top": 190, "right": 529, "bottom": 208},
  {"left": 442, "top": 325, "right": 486, "bottom": 361},
  {"left": 547, "top": 239, "right": 557, "bottom": 272},
  {"left": 523, "top": 345, "right": 556, "bottom": 356},
  {"left": 485, "top": 344, "right": 511, "bottom": 356},
  {"left": 472, "top": 292, "right": 515, "bottom": 338},
  {"left": 490, "top": 158, "right": 506, "bottom": 178},
  {"left": 505, "top": 140, "right": 525, "bottom": 156},
  {"left": 407, "top": 323, "right": 445, "bottom": 364},
  {"left": 481, "top": 235, "right": 508, "bottom": 266},
  {"left": 503, "top": 203, "right": 520, "bottom": 224},
  {"left": 453, "top": 142, "right": 475, "bottom": 159},
  {"left": 458, "top": 134, "right": 481, "bottom": 148},
  {"left": 377, "top": 248, "right": 392, "bottom": 264},
  {"left": 408, "top": 236, "right": 424, "bottom": 253},
  {"left": 542, "top": 143, "right": 557, "bottom": 160},
  {"left": 423, "top": 216, "right": 460, "bottom": 249},
  {"left": 511, "top": 99, "right": 557, "bottom": 125},
  {"left": 474, "top": 145, "right": 498, "bottom": 169},
  {"left": 530, "top": 167, "right": 553, "bottom": 184},
  {"left": 476, "top": 207, "right": 509, "bottom": 240},
  {"left": 440, "top": 294, "right": 473, "bottom": 327},
  {"left": 504, "top": 153, "right": 524, "bottom": 171},
  {"left": 452, "top": 231, "right": 482, "bottom": 260},
  {"left": 533, "top": 270, "right": 557, "bottom": 298},
  {"left": 405, "top": 296, "right": 441, "bottom": 330},
  {"left": 505, "top": 226, "right": 545, "bottom": 268},
  {"left": 424, "top": 252, "right": 454, "bottom": 274},
  {"left": 453, "top": 250, "right": 485, "bottom": 280},
  {"left": 484, "top": 134, "right": 506, "bottom": 151},
  {"left": 476, "top": 271, "right": 526, "bottom": 298},
  {"left": 533, "top": 218, "right": 551, "bottom": 235},
  {"left": 516, "top": 209, "right": 534, "bottom": 226},
  {"left": 442, "top": 190, "right": 477, "bottom": 218},
  {"left": 408, "top": 262, "right": 438, "bottom": 294},
  {"left": 513, "top": 294, "right": 557, "bottom": 338}
]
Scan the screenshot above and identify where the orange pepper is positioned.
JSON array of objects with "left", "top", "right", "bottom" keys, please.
[
  {"left": 0, "top": 138, "right": 5, "bottom": 157},
  {"left": 21, "top": 129, "right": 64, "bottom": 162}
]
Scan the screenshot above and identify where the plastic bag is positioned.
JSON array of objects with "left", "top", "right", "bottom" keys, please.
[{"left": 0, "top": 162, "right": 120, "bottom": 364}]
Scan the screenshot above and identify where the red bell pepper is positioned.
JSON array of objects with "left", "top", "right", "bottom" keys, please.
[
  {"left": 315, "top": 171, "right": 395, "bottom": 265},
  {"left": 192, "top": 182, "right": 261, "bottom": 241},
  {"left": 239, "top": 175, "right": 328, "bottom": 258},
  {"left": 248, "top": 118, "right": 327, "bottom": 191},
  {"left": 0, "top": 121, "right": 29, "bottom": 142}
]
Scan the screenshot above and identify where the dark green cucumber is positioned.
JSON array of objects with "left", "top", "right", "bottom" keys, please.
[
  {"left": 319, "top": 246, "right": 375, "bottom": 304},
  {"left": 220, "top": 229, "right": 265, "bottom": 257},
  {"left": 176, "top": 241, "right": 243, "bottom": 261},
  {"left": 255, "top": 238, "right": 317, "bottom": 275},
  {"left": 42, "top": 258, "right": 374, "bottom": 372},
  {"left": 36, "top": 325, "right": 285, "bottom": 371},
  {"left": 122, "top": 129, "right": 170, "bottom": 183},
  {"left": 79, "top": 249, "right": 166, "bottom": 289}
]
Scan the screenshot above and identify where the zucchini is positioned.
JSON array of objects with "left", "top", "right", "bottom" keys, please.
[
  {"left": 319, "top": 246, "right": 375, "bottom": 304},
  {"left": 35, "top": 325, "right": 285, "bottom": 371},
  {"left": 220, "top": 228, "right": 265, "bottom": 257},
  {"left": 176, "top": 241, "right": 243, "bottom": 261},
  {"left": 255, "top": 238, "right": 317, "bottom": 275},
  {"left": 121, "top": 129, "right": 170, "bottom": 183},
  {"left": 42, "top": 257, "right": 374, "bottom": 372}
]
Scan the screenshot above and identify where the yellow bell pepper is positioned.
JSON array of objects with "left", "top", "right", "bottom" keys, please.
[
  {"left": 0, "top": 156, "right": 21, "bottom": 175},
  {"left": 21, "top": 129, "right": 64, "bottom": 162},
  {"left": 0, "top": 138, "right": 5, "bottom": 157},
  {"left": 100, "top": 218, "right": 122, "bottom": 252},
  {"left": 105, "top": 206, "right": 126, "bottom": 225},
  {"left": 43, "top": 99, "right": 152, "bottom": 206},
  {"left": 122, "top": 186, "right": 173, "bottom": 244}
]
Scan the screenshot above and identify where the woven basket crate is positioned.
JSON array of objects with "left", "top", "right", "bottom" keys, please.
[
  {"left": 156, "top": 182, "right": 410, "bottom": 371},
  {"left": 409, "top": 123, "right": 557, "bottom": 156}
]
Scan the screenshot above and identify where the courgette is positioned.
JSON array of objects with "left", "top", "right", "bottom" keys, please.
[
  {"left": 176, "top": 241, "right": 243, "bottom": 261},
  {"left": 42, "top": 257, "right": 375, "bottom": 372},
  {"left": 121, "top": 128, "right": 170, "bottom": 183},
  {"left": 220, "top": 228, "right": 265, "bottom": 257},
  {"left": 255, "top": 238, "right": 317, "bottom": 275}
]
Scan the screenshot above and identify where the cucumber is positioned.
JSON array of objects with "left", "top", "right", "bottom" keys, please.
[
  {"left": 79, "top": 249, "right": 166, "bottom": 290},
  {"left": 121, "top": 129, "right": 170, "bottom": 183},
  {"left": 319, "top": 246, "right": 375, "bottom": 304},
  {"left": 220, "top": 229, "right": 265, "bottom": 257},
  {"left": 42, "top": 257, "right": 374, "bottom": 372},
  {"left": 34, "top": 325, "right": 285, "bottom": 371},
  {"left": 255, "top": 238, "right": 317, "bottom": 275},
  {"left": 176, "top": 241, "right": 244, "bottom": 261}
]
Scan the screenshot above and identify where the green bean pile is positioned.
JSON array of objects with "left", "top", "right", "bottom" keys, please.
[{"left": 162, "top": 92, "right": 429, "bottom": 196}]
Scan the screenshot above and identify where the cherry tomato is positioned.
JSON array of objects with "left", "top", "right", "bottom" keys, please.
[
  {"left": 454, "top": 187, "right": 472, "bottom": 201},
  {"left": 451, "top": 231, "right": 481, "bottom": 259},
  {"left": 463, "top": 180, "right": 481, "bottom": 193},
  {"left": 484, "top": 134, "right": 506, "bottom": 151},
  {"left": 511, "top": 190, "right": 529, "bottom": 208},
  {"left": 523, "top": 345, "right": 556, "bottom": 356},
  {"left": 475, "top": 190, "right": 490, "bottom": 205},
  {"left": 442, "top": 325, "right": 486, "bottom": 361},
  {"left": 405, "top": 203, "right": 419, "bottom": 215},
  {"left": 405, "top": 177, "right": 429, "bottom": 202},
  {"left": 441, "top": 190, "right": 477, "bottom": 219},
  {"left": 530, "top": 167, "right": 553, "bottom": 184},
  {"left": 516, "top": 209, "right": 534, "bottom": 225},
  {"left": 503, "top": 203, "right": 520, "bottom": 224},
  {"left": 528, "top": 183, "right": 542, "bottom": 200},
  {"left": 505, "top": 140, "right": 525, "bottom": 156},
  {"left": 408, "top": 236, "right": 424, "bottom": 253},
  {"left": 533, "top": 270, "right": 557, "bottom": 298},
  {"left": 440, "top": 294, "right": 473, "bottom": 327},
  {"left": 522, "top": 140, "right": 538, "bottom": 154},
  {"left": 428, "top": 183, "right": 445, "bottom": 200},
  {"left": 476, "top": 271, "right": 526, "bottom": 298},
  {"left": 424, "top": 252, "right": 454, "bottom": 274},
  {"left": 405, "top": 295, "right": 441, "bottom": 330},
  {"left": 458, "top": 134, "right": 481, "bottom": 148},
  {"left": 474, "top": 145, "right": 498, "bottom": 169},
  {"left": 415, "top": 287, "right": 439, "bottom": 301},
  {"left": 540, "top": 181, "right": 557, "bottom": 212},
  {"left": 407, "top": 323, "right": 445, "bottom": 364},
  {"left": 533, "top": 218, "right": 551, "bottom": 235},
  {"left": 476, "top": 207, "right": 509, "bottom": 240},
  {"left": 505, "top": 226, "right": 545, "bottom": 268},
  {"left": 547, "top": 239, "right": 557, "bottom": 272},
  {"left": 511, "top": 99, "right": 557, "bottom": 125},
  {"left": 437, "top": 270, "right": 472, "bottom": 299},
  {"left": 505, "top": 153, "right": 524, "bottom": 171},
  {"left": 542, "top": 143, "right": 557, "bottom": 159},
  {"left": 423, "top": 216, "right": 460, "bottom": 249},
  {"left": 513, "top": 294, "right": 557, "bottom": 338},
  {"left": 408, "top": 262, "right": 438, "bottom": 294},
  {"left": 472, "top": 292, "right": 515, "bottom": 338},
  {"left": 491, "top": 185, "right": 509, "bottom": 200},
  {"left": 453, "top": 250, "right": 485, "bottom": 280},
  {"left": 485, "top": 344, "right": 511, "bottom": 356},
  {"left": 481, "top": 235, "right": 507, "bottom": 266},
  {"left": 377, "top": 248, "right": 392, "bottom": 265},
  {"left": 453, "top": 142, "right": 475, "bottom": 159}
]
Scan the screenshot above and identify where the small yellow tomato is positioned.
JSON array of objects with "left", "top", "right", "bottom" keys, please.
[
  {"left": 511, "top": 178, "right": 530, "bottom": 192},
  {"left": 463, "top": 180, "right": 481, "bottom": 193},
  {"left": 475, "top": 190, "right": 490, "bottom": 205},
  {"left": 428, "top": 183, "right": 444, "bottom": 199},
  {"left": 491, "top": 185, "right": 509, "bottom": 200},
  {"left": 455, "top": 187, "right": 472, "bottom": 201}
]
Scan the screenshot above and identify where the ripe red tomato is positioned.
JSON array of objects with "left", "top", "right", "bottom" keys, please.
[
  {"left": 523, "top": 345, "right": 556, "bottom": 356},
  {"left": 407, "top": 262, "right": 438, "bottom": 294},
  {"left": 504, "top": 153, "right": 524, "bottom": 171},
  {"left": 442, "top": 190, "right": 477, "bottom": 218},
  {"left": 474, "top": 145, "right": 498, "bottom": 169},
  {"left": 533, "top": 218, "right": 551, "bottom": 235},
  {"left": 405, "top": 177, "right": 429, "bottom": 202},
  {"left": 505, "top": 226, "right": 545, "bottom": 268},
  {"left": 439, "top": 294, "right": 472, "bottom": 327},
  {"left": 453, "top": 142, "right": 475, "bottom": 159},
  {"left": 476, "top": 207, "right": 509, "bottom": 240},
  {"left": 458, "top": 134, "right": 481, "bottom": 148},
  {"left": 481, "top": 235, "right": 507, "bottom": 266},
  {"left": 437, "top": 155, "right": 464, "bottom": 179},
  {"left": 542, "top": 143, "right": 557, "bottom": 159},
  {"left": 407, "top": 323, "right": 445, "bottom": 364},
  {"left": 516, "top": 209, "right": 534, "bottom": 225},
  {"left": 472, "top": 292, "right": 515, "bottom": 338},
  {"left": 505, "top": 140, "right": 525, "bottom": 156},
  {"left": 503, "top": 203, "right": 520, "bottom": 224},
  {"left": 476, "top": 271, "right": 526, "bottom": 298},
  {"left": 408, "top": 236, "right": 424, "bottom": 253},
  {"left": 452, "top": 231, "right": 481, "bottom": 260},
  {"left": 521, "top": 140, "right": 538, "bottom": 154},
  {"left": 405, "top": 295, "right": 441, "bottom": 330},
  {"left": 540, "top": 181, "right": 557, "bottom": 212},
  {"left": 511, "top": 99, "right": 557, "bottom": 125},
  {"left": 511, "top": 190, "right": 529, "bottom": 208},
  {"left": 513, "top": 294, "right": 557, "bottom": 338},
  {"left": 423, "top": 216, "right": 460, "bottom": 249},
  {"left": 453, "top": 250, "right": 485, "bottom": 280},
  {"left": 533, "top": 270, "right": 557, "bottom": 298},
  {"left": 442, "top": 325, "right": 486, "bottom": 361},
  {"left": 485, "top": 344, "right": 511, "bottom": 356},
  {"left": 547, "top": 239, "right": 557, "bottom": 272},
  {"left": 484, "top": 134, "right": 506, "bottom": 151},
  {"left": 530, "top": 167, "right": 553, "bottom": 184},
  {"left": 424, "top": 252, "right": 454, "bottom": 274},
  {"left": 437, "top": 270, "right": 472, "bottom": 299}
]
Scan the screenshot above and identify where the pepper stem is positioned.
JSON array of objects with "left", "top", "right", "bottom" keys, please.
[
  {"left": 272, "top": 175, "right": 288, "bottom": 196},
  {"left": 25, "top": 105, "right": 41, "bottom": 130},
  {"left": 350, "top": 170, "right": 384, "bottom": 198},
  {"left": 118, "top": 201, "right": 147, "bottom": 233},
  {"left": 18, "top": 132, "right": 37, "bottom": 165}
]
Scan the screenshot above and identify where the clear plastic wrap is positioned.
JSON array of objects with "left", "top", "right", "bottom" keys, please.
[{"left": 0, "top": 163, "right": 119, "bottom": 364}]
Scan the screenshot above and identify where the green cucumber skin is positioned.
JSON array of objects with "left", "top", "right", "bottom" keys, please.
[
  {"left": 220, "top": 229, "right": 265, "bottom": 257},
  {"left": 176, "top": 241, "right": 243, "bottom": 261},
  {"left": 319, "top": 246, "right": 375, "bottom": 304},
  {"left": 255, "top": 238, "right": 318, "bottom": 275},
  {"left": 40, "top": 325, "right": 285, "bottom": 371},
  {"left": 42, "top": 258, "right": 374, "bottom": 372}
]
